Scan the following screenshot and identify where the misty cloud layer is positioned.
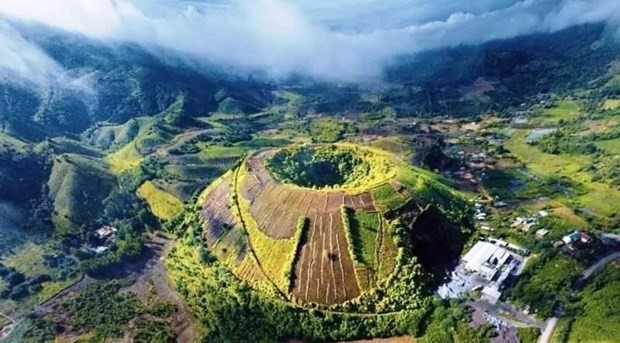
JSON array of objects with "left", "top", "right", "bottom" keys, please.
[{"left": 0, "top": 0, "right": 619, "bottom": 83}]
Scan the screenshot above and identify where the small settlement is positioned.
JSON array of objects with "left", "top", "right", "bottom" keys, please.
[
  {"left": 84, "top": 225, "right": 118, "bottom": 255},
  {"left": 438, "top": 238, "right": 528, "bottom": 304}
]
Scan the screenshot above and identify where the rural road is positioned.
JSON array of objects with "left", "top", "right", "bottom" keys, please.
[
  {"left": 580, "top": 251, "right": 620, "bottom": 281},
  {"left": 538, "top": 317, "right": 558, "bottom": 343},
  {"left": 538, "top": 250, "right": 620, "bottom": 343}
]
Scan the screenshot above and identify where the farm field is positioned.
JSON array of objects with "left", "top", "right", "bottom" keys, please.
[
  {"left": 595, "top": 137, "right": 620, "bottom": 154},
  {"left": 290, "top": 211, "right": 361, "bottom": 304},
  {"left": 602, "top": 99, "right": 620, "bottom": 110},
  {"left": 505, "top": 129, "right": 620, "bottom": 218},
  {"left": 136, "top": 181, "right": 184, "bottom": 220},
  {"left": 348, "top": 211, "right": 380, "bottom": 267},
  {"left": 199, "top": 174, "right": 242, "bottom": 256},
  {"left": 104, "top": 142, "right": 143, "bottom": 173},
  {"left": 239, "top": 152, "right": 378, "bottom": 240},
  {"left": 542, "top": 100, "right": 581, "bottom": 121}
]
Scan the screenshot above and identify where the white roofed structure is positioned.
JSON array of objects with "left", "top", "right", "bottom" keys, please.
[{"left": 461, "top": 241, "right": 512, "bottom": 281}]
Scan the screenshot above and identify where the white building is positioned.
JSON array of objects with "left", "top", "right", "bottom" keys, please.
[{"left": 462, "top": 241, "right": 513, "bottom": 281}]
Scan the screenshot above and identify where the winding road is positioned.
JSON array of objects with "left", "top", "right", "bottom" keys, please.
[{"left": 538, "top": 250, "right": 620, "bottom": 343}]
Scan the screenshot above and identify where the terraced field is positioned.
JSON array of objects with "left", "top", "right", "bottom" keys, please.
[
  {"left": 200, "top": 174, "right": 247, "bottom": 266},
  {"left": 239, "top": 152, "right": 377, "bottom": 240},
  {"left": 199, "top": 144, "right": 465, "bottom": 307},
  {"left": 291, "top": 211, "right": 360, "bottom": 304}
]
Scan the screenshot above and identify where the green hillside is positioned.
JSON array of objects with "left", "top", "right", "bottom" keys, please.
[{"left": 48, "top": 154, "right": 116, "bottom": 233}]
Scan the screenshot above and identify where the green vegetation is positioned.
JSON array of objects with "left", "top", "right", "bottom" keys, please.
[
  {"left": 19, "top": 281, "right": 176, "bottom": 342},
  {"left": 518, "top": 327, "right": 541, "bottom": 343},
  {"left": 543, "top": 100, "right": 581, "bottom": 121},
  {"left": 309, "top": 118, "right": 352, "bottom": 143},
  {"left": 0, "top": 242, "right": 80, "bottom": 306},
  {"left": 372, "top": 183, "right": 406, "bottom": 212},
  {"left": 566, "top": 265, "right": 620, "bottom": 342},
  {"left": 507, "top": 252, "right": 582, "bottom": 318},
  {"left": 285, "top": 216, "right": 309, "bottom": 290},
  {"left": 106, "top": 141, "right": 144, "bottom": 173},
  {"left": 80, "top": 234, "right": 144, "bottom": 276},
  {"left": 6, "top": 21, "right": 617, "bottom": 343},
  {"left": 235, "top": 166, "right": 297, "bottom": 292},
  {"left": 550, "top": 318, "right": 573, "bottom": 343},
  {"left": 136, "top": 181, "right": 184, "bottom": 220},
  {"left": 62, "top": 281, "right": 141, "bottom": 338},
  {"left": 376, "top": 221, "right": 398, "bottom": 281},
  {"left": 506, "top": 129, "right": 620, "bottom": 219},
  {"left": 133, "top": 318, "right": 176, "bottom": 343},
  {"left": 348, "top": 210, "right": 380, "bottom": 267},
  {"left": 266, "top": 144, "right": 395, "bottom": 191},
  {"left": 268, "top": 146, "right": 372, "bottom": 189},
  {"left": 595, "top": 137, "right": 620, "bottom": 154},
  {"left": 48, "top": 154, "right": 116, "bottom": 234},
  {"left": 602, "top": 99, "right": 620, "bottom": 110},
  {"left": 166, "top": 231, "right": 484, "bottom": 342}
]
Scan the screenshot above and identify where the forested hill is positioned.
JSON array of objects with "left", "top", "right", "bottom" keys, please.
[
  {"left": 1, "top": 23, "right": 619, "bottom": 142},
  {"left": 383, "top": 23, "right": 620, "bottom": 116},
  {"left": 0, "top": 30, "right": 274, "bottom": 140}
]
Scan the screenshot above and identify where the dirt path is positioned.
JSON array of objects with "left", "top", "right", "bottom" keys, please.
[
  {"left": 36, "top": 273, "right": 90, "bottom": 309},
  {"left": 31, "top": 235, "right": 202, "bottom": 343},
  {"left": 120, "top": 236, "right": 202, "bottom": 343},
  {"left": 155, "top": 128, "right": 215, "bottom": 156}
]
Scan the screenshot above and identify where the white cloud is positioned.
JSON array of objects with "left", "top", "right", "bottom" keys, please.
[
  {"left": 0, "top": 21, "right": 63, "bottom": 85},
  {"left": 0, "top": 0, "right": 619, "bottom": 83}
]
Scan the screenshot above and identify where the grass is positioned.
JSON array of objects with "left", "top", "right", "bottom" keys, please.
[
  {"left": 376, "top": 222, "right": 398, "bottom": 281},
  {"left": 551, "top": 206, "right": 588, "bottom": 228},
  {"left": 506, "top": 129, "right": 620, "bottom": 218},
  {"left": 210, "top": 226, "right": 247, "bottom": 267},
  {"left": 0, "top": 132, "right": 28, "bottom": 152},
  {"left": 602, "top": 99, "right": 620, "bottom": 110},
  {"left": 37, "top": 276, "right": 80, "bottom": 303},
  {"left": 234, "top": 253, "right": 272, "bottom": 289},
  {"left": 595, "top": 137, "right": 620, "bottom": 155},
  {"left": 3, "top": 242, "right": 47, "bottom": 277},
  {"left": 550, "top": 318, "right": 572, "bottom": 343},
  {"left": 48, "top": 154, "right": 116, "bottom": 232},
  {"left": 196, "top": 171, "right": 230, "bottom": 205},
  {"left": 103, "top": 117, "right": 172, "bottom": 174},
  {"left": 567, "top": 265, "right": 620, "bottom": 342},
  {"left": 349, "top": 211, "right": 380, "bottom": 267},
  {"left": 199, "top": 145, "right": 246, "bottom": 159},
  {"left": 517, "top": 327, "right": 540, "bottom": 343},
  {"left": 235, "top": 137, "right": 292, "bottom": 149},
  {"left": 0, "top": 314, "right": 10, "bottom": 328},
  {"left": 88, "top": 118, "right": 141, "bottom": 149},
  {"left": 508, "top": 254, "right": 582, "bottom": 317},
  {"left": 105, "top": 141, "right": 143, "bottom": 174},
  {"left": 136, "top": 181, "right": 184, "bottom": 220},
  {"left": 543, "top": 100, "right": 581, "bottom": 121},
  {"left": 258, "top": 129, "right": 312, "bottom": 144},
  {"left": 371, "top": 183, "right": 405, "bottom": 212},
  {"left": 35, "top": 137, "right": 104, "bottom": 158},
  {"left": 370, "top": 136, "right": 411, "bottom": 155}
]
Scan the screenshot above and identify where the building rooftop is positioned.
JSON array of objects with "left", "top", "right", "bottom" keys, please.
[{"left": 462, "top": 241, "right": 512, "bottom": 280}]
